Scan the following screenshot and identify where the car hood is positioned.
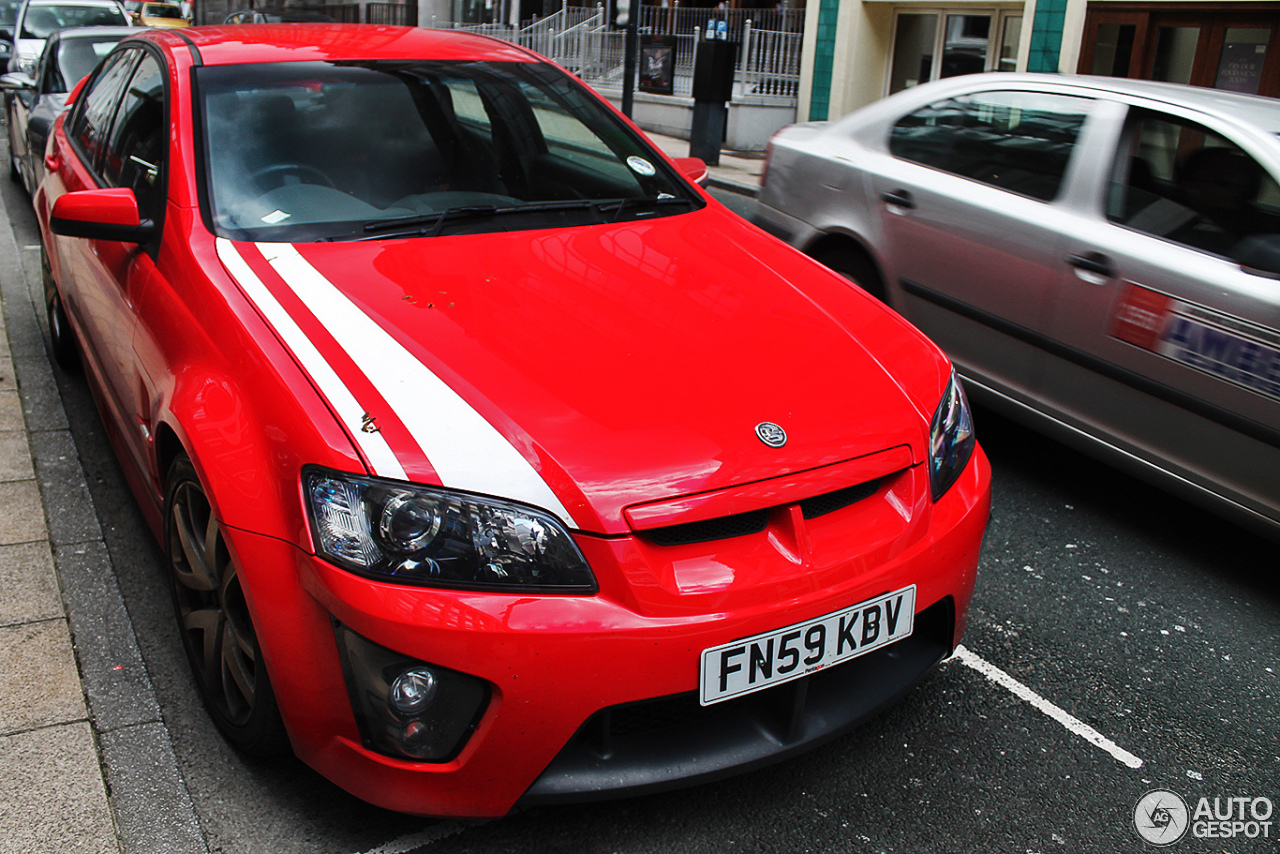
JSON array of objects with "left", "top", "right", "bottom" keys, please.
[{"left": 222, "top": 208, "right": 935, "bottom": 534}]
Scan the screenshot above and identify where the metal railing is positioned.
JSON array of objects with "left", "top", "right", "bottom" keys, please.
[
  {"left": 320, "top": 1, "right": 415, "bottom": 25},
  {"left": 366, "top": 2, "right": 416, "bottom": 25},
  {"left": 425, "top": 3, "right": 801, "bottom": 106}
]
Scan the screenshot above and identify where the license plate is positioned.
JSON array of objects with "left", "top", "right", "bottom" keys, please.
[{"left": 699, "top": 585, "right": 916, "bottom": 706}]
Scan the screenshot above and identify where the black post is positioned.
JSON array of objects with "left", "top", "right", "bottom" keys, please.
[
  {"left": 621, "top": 17, "right": 638, "bottom": 118},
  {"left": 689, "top": 38, "right": 737, "bottom": 166}
]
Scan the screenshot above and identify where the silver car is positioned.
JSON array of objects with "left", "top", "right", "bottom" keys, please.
[
  {"left": 6, "top": 0, "right": 128, "bottom": 74},
  {"left": 1, "top": 25, "right": 132, "bottom": 194},
  {"left": 753, "top": 73, "right": 1280, "bottom": 540}
]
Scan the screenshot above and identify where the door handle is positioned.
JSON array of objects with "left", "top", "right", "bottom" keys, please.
[
  {"left": 44, "top": 153, "right": 58, "bottom": 172},
  {"left": 1066, "top": 252, "right": 1114, "bottom": 279},
  {"left": 881, "top": 189, "right": 915, "bottom": 209}
]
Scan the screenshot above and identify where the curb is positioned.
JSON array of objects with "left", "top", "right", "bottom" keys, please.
[{"left": 707, "top": 173, "right": 759, "bottom": 198}]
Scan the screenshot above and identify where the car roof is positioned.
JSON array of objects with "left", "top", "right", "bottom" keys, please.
[
  {"left": 900, "top": 72, "right": 1280, "bottom": 136},
  {"left": 49, "top": 23, "right": 133, "bottom": 37},
  {"left": 27, "top": 0, "right": 125, "bottom": 6},
  {"left": 156, "top": 23, "right": 541, "bottom": 66}
]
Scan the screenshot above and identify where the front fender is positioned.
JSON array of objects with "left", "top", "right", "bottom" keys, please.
[{"left": 137, "top": 212, "right": 367, "bottom": 549}]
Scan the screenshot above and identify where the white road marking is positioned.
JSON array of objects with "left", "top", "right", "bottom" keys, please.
[
  {"left": 355, "top": 822, "right": 480, "bottom": 854},
  {"left": 950, "top": 644, "right": 1144, "bottom": 769}
]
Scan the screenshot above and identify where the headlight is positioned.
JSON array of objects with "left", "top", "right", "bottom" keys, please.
[
  {"left": 928, "top": 370, "right": 975, "bottom": 501},
  {"left": 304, "top": 469, "right": 596, "bottom": 592}
]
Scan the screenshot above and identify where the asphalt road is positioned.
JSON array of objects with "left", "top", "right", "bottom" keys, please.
[{"left": 4, "top": 164, "right": 1276, "bottom": 854}]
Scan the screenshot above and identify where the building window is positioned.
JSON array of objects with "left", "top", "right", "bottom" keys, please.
[
  {"left": 888, "top": 9, "right": 1023, "bottom": 95},
  {"left": 1079, "top": 5, "right": 1280, "bottom": 98}
]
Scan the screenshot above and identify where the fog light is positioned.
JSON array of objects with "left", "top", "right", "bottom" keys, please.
[
  {"left": 334, "top": 624, "right": 488, "bottom": 762},
  {"left": 390, "top": 668, "right": 438, "bottom": 716}
]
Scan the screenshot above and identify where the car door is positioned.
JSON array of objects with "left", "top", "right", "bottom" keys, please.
[
  {"left": 47, "top": 46, "right": 165, "bottom": 477},
  {"left": 867, "top": 87, "right": 1096, "bottom": 402},
  {"left": 1037, "top": 101, "right": 1280, "bottom": 527}
]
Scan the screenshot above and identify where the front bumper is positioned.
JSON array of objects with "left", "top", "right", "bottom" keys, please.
[{"left": 225, "top": 449, "right": 990, "bottom": 817}]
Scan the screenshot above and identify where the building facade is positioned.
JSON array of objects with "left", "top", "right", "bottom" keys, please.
[{"left": 800, "top": 0, "right": 1280, "bottom": 122}]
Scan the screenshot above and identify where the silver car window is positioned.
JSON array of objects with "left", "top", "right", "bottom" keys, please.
[
  {"left": 888, "top": 89, "right": 1092, "bottom": 202},
  {"left": 1107, "top": 111, "right": 1280, "bottom": 267}
]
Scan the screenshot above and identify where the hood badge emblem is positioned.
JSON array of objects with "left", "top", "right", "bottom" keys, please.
[{"left": 755, "top": 422, "right": 787, "bottom": 448}]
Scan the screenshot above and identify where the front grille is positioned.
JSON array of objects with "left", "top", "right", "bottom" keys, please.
[
  {"left": 641, "top": 475, "right": 890, "bottom": 546},
  {"left": 800, "top": 478, "right": 882, "bottom": 519},
  {"left": 643, "top": 510, "right": 769, "bottom": 546}
]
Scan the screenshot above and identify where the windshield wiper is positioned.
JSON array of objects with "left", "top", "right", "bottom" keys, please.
[
  {"left": 362, "top": 205, "right": 498, "bottom": 236},
  {"left": 359, "top": 201, "right": 604, "bottom": 240},
  {"left": 604, "top": 196, "right": 697, "bottom": 222},
  {"left": 353, "top": 197, "right": 696, "bottom": 241}
]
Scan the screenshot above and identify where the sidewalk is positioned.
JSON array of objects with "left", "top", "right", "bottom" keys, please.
[
  {"left": 0, "top": 174, "right": 206, "bottom": 852},
  {"left": 0, "top": 191, "right": 119, "bottom": 851}
]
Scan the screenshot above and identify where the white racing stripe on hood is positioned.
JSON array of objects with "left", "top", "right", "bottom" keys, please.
[
  {"left": 259, "top": 242, "right": 579, "bottom": 528},
  {"left": 216, "top": 239, "right": 407, "bottom": 480}
]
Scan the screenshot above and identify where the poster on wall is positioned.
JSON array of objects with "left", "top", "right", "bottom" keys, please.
[{"left": 640, "top": 35, "right": 676, "bottom": 95}]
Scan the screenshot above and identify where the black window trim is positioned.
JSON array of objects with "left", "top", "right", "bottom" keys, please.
[{"left": 64, "top": 39, "right": 169, "bottom": 251}]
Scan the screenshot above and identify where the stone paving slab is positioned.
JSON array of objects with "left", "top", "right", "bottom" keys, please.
[
  {"left": 0, "top": 479, "right": 52, "bottom": 546},
  {"left": 0, "top": 722, "right": 119, "bottom": 854},
  {"left": 0, "top": 540, "right": 63, "bottom": 627},
  {"left": 0, "top": 389, "right": 25, "bottom": 432},
  {"left": 0, "top": 430, "right": 34, "bottom": 482},
  {"left": 0, "top": 619, "right": 85, "bottom": 734}
]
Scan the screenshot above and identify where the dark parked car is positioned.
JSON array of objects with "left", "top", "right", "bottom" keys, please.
[{"left": 1, "top": 25, "right": 132, "bottom": 193}]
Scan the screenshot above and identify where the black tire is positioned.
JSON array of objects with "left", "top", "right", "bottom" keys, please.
[
  {"left": 810, "top": 243, "right": 887, "bottom": 303},
  {"left": 164, "top": 455, "right": 289, "bottom": 757},
  {"left": 8, "top": 152, "right": 19, "bottom": 183},
  {"left": 42, "top": 247, "right": 79, "bottom": 370}
]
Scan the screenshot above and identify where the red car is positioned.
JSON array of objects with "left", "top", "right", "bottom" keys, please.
[{"left": 36, "top": 25, "right": 991, "bottom": 817}]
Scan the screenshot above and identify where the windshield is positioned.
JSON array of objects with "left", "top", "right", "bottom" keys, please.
[
  {"left": 0, "top": 0, "right": 21, "bottom": 27},
  {"left": 142, "top": 3, "right": 181, "bottom": 17},
  {"left": 21, "top": 4, "right": 126, "bottom": 38},
  {"left": 198, "top": 60, "right": 702, "bottom": 242},
  {"left": 53, "top": 34, "right": 124, "bottom": 91}
]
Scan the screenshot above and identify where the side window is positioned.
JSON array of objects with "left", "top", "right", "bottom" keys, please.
[
  {"left": 520, "top": 81, "right": 641, "bottom": 195},
  {"left": 101, "top": 54, "right": 165, "bottom": 219},
  {"left": 1107, "top": 111, "right": 1280, "bottom": 264},
  {"left": 67, "top": 49, "right": 139, "bottom": 173},
  {"left": 889, "top": 90, "right": 1092, "bottom": 201}
]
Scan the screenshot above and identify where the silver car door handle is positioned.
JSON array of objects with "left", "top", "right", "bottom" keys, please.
[
  {"left": 881, "top": 189, "right": 915, "bottom": 209},
  {"left": 1066, "top": 252, "right": 1115, "bottom": 279}
]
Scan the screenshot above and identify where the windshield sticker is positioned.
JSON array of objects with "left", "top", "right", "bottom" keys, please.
[
  {"left": 627, "top": 156, "right": 656, "bottom": 177},
  {"left": 1112, "top": 282, "right": 1280, "bottom": 402},
  {"left": 261, "top": 210, "right": 291, "bottom": 225}
]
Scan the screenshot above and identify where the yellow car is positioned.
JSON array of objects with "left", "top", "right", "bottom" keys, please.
[{"left": 136, "top": 2, "right": 187, "bottom": 26}]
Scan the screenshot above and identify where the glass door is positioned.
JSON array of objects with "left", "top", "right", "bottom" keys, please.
[
  {"left": 1080, "top": 10, "right": 1149, "bottom": 78},
  {"left": 888, "top": 9, "right": 1023, "bottom": 95},
  {"left": 1078, "top": 5, "right": 1280, "bottom": 98}
]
